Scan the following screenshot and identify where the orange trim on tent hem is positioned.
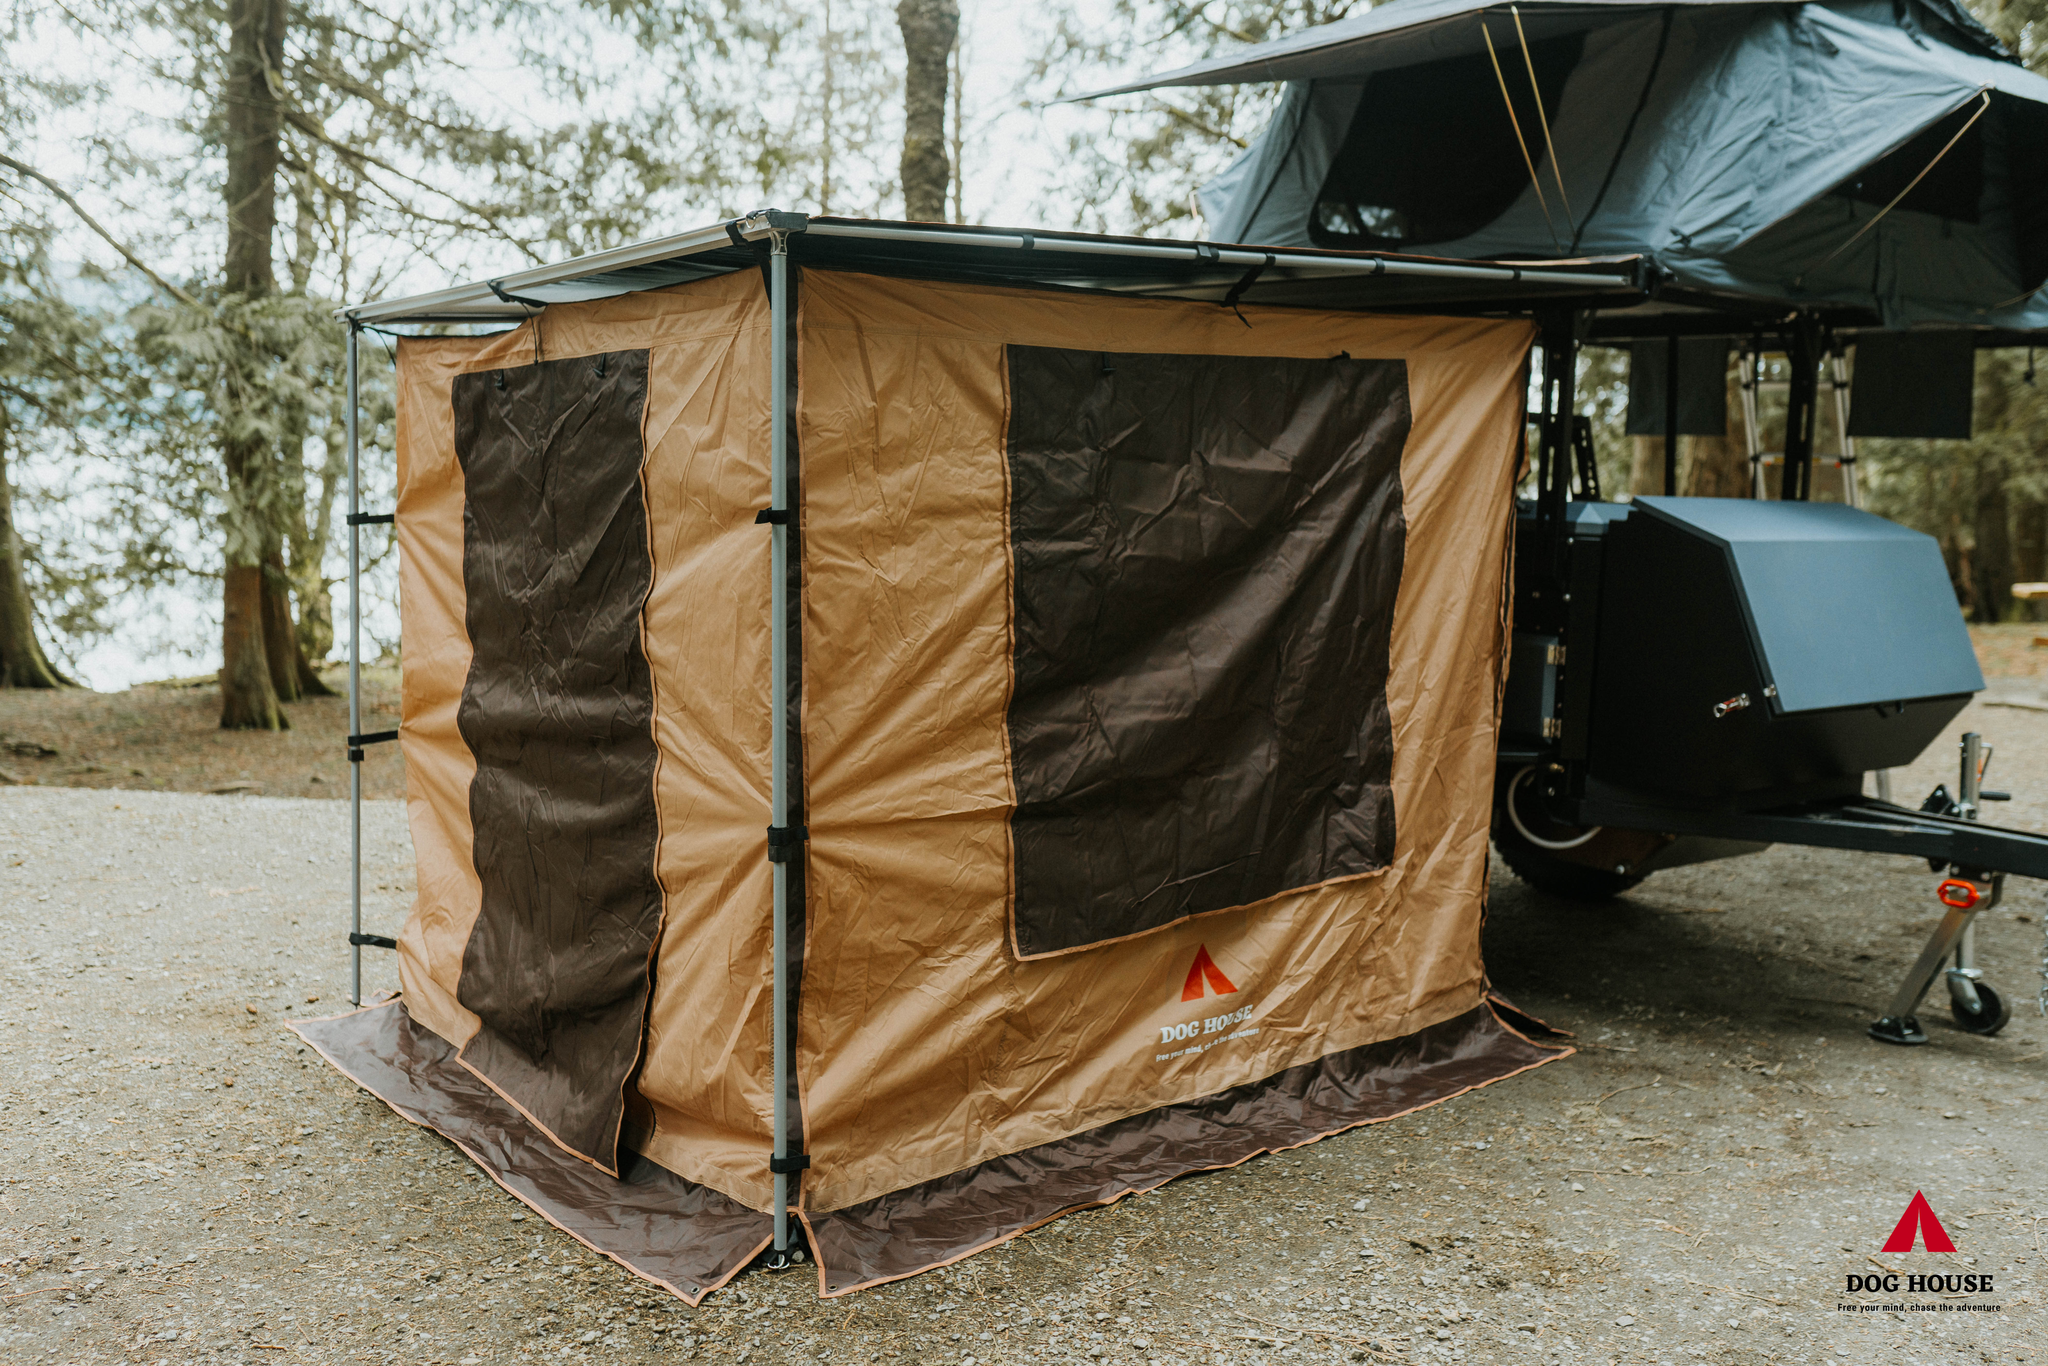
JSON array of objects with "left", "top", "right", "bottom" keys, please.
[
  {"left": 287, "top": 1001, "right": 764, "bottom": 1308},
  {"left": 1005, "top": 862, "right": 1394, "bottom": 964},
  {"left": 807, "top": 1000, "right": 1572, "bottom": 1298}
]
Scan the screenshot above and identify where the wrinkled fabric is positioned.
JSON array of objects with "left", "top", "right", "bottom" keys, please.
[
  {"left": 803, "top": 1001, "right": 1568, "bottom": 1294},
  {"left": 366, "top": 268, "right": 1540, "bottom": 1297},
  {"left": 291, "top": 1001, "right": 767, "bottom": 1304},
  {"left": 386, "top": 274, "right": 786, "bottom": 1210},
  {"left": 1006, "top": 346, "right": 1408, "bottom": 957},
  {"left": 451, "top": 349, "right": 661, "bottom": 1174},
  {"left": 797, "top": 272, "right": 1530, "bottom": 1214},
  {"left": 1190, "top": 1, "right": 2048, "bottom": 329}
]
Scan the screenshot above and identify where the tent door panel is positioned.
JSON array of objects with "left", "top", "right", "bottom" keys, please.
[
  {"left": 450, "top": 348, "right": 662, "bottom": 1172},
  {"left": 1004, "top": 346, "right": 1409, "bottom": 959}
]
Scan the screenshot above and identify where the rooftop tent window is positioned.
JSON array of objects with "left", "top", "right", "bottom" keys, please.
[
  {"left": 1832, "top": 98, "right": 1987, "bottom": 224},
  {"left": 1308, "top": 32, "right": 1585, "bottom": 252}
]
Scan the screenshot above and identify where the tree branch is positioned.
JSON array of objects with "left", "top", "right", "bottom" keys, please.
[{"left": 0, "top": 153, "right": 202, "bottom": 308}]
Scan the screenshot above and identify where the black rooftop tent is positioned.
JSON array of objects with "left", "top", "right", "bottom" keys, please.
[{"left": 1089, "top": 0, "right": 2048, "bottom": 331}]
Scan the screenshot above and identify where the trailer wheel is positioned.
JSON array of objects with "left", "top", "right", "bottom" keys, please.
[
  {"left": 1492, "top": 821, "right": 1648, "bottom": 900},
  {"left": 1951, "top": 983, "right": 2011, "bottom": 1037},
  {"left": 1492, "top": 768, "right": 1647, "bottom": 900}
]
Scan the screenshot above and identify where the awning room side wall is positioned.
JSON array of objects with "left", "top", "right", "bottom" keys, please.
[
  {"left": 388, "top": 272, "right": 785, "bottom": 1204},
  {"left": 793, "top": 271, "right": 1536, "bottom": 1216}
]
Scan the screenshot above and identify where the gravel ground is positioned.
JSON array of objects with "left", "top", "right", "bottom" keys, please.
[{"left": 3, "top": 697, "right": 2048, "bottom": 1366}]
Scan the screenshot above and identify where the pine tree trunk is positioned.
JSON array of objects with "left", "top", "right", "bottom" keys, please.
[
  {"left": 261, "top": 548, "right": 302, "bottom": 702},
  {"left": 1973, "top": 474, "right": 2014, "bottom": 624},
  {"left": 217, "top": 0, "right": 289, "bottom": 729},
  {"left": 1681, "top": 369, "right": 1749, "bottom": 497},
  {"left": 0, "top": 414, "right": 72, "bottom": 689},
  {"left": 1628, "top": 437, "right": 1666, "bottom": 496},
  {"left": 897, "top": 0, "right": 958, "bottom": 222}
]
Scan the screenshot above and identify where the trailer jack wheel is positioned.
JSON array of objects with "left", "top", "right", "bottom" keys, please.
[{"left": 1950, "top": 979, "right": 2011, "bottom": 1037}]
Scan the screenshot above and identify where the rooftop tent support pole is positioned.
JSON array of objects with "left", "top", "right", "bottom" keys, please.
[
  {"left": 1534, "top": 312, "right": 1579, "bottom": 620},
  {"left": 346, "top": 320, "right": 363, "bottom": 1008},
  {"left": 766, "top": 227, "right": 798, "bottom": 1267},
  {"left": 1480, "top": 21, "right": 1560, "bottom": 252},
  {"left": 1780, "top": 318, "right": 1818, "bottom": 502},
  {"left": 1830, "top": 343, "right": 1860, "bottom": 508},
  {"left": 1664, "top": 333, "right": 1679, "bottom": 495},
  {"left": 1740, "top": 338, "right": 1765, "bottom": 499},
  {"left": 1827, "top": 338, "right": 1891, "bottom": 799}
]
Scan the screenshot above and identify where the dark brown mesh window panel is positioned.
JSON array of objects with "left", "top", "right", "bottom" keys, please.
[
  {"left": 451, "top": 349, "right": 661, "bottom": 1172},
  {"left": 1004, "top": 347, "right": 1409, "bottom": 959}
]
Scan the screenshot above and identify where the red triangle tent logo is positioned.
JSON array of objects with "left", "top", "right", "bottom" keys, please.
[
  {"left": 1180, "top": 946, "right": 1238, "bottom": 1003},
  {"left": 1881, "top": 1192, "right": 1957, "bottom": 1253}
]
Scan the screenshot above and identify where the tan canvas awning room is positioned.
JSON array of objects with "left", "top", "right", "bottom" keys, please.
[{"left": 294, "top": 213, "right": 1645, "bottom": 1300}]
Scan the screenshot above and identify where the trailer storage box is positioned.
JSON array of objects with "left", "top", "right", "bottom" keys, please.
[{"left": 1586, "top": 498, "right": 1981, "bottom": 805}]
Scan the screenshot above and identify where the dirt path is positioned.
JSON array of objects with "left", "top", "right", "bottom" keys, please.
[{"left": 1, "top": 698, "right": 2044, "bottom": 1365}]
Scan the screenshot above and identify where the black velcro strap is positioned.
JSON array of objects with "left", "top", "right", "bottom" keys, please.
[
  {"left": 1195, "top": 242, "right": 1220, "bottom": 263},
  {"left": 754, "top": 508, "right": 791, "bottom": 525},
  {"left": 766, "top": 824, "right": 809, "bottom": 862},
  {"left": 347, "top": 730, "right": 399, "bottom": 764},
  {"left": 726, "top": 218, "right": 749, "bottom": 247},
  {"left": 768, "top": 1153, "right": 811, "bottom": 1175},
  {"left": 349, "top": 933, "right": 398, "bottom": 950},
  {"left": 1221, "top": 253, "right": 1275, "bottom": 312},
  {"left": 486, "top": 280, "right": 547, "bottom": 310},
  {"left": 346, "top": 512, "right": 395, "bottom": 527}
]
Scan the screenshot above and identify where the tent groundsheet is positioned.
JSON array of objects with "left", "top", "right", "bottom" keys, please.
[{"left": 297, "top": 265, "right": 1571, "bottom": 1298}]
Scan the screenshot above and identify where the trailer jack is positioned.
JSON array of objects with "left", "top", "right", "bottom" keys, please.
[
  {"left": 1869, "top": 733, "right": 2015, "bottom": 1045},
  {"left": 1869, "top": 872, "right": 2009, "bottom": 1045}
]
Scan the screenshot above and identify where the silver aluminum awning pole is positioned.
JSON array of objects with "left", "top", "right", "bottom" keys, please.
[
  {"left": 768, "top": 232, "right": 794, "bottom": 1260},
  {"left": 346, "top": 321, "right": 364, "bottom": 1008}
]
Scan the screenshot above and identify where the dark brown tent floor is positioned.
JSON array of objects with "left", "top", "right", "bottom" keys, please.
[{"left": 294, "top": 997, "right": 1568, "bottom": 1300}]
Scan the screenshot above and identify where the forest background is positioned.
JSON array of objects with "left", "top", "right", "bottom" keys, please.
[{"left": 2, "top": 0, "right": 2047, "bottom": 717}]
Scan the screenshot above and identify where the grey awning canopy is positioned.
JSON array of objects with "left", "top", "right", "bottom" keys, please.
[{"left": 337, "top": 214, "right": 1648, "bottom": 327}]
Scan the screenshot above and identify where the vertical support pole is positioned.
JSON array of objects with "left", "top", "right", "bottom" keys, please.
[
  {"left": 1830, "top": 347, "right": 1860, "bottom": 508},
  {"left": 1833, "top": 341, "right": 1887, "bottom": 799},
  {"left": 1740, "top": 341, "right": 1764, "bottom": 499},
  {"left": 1780, "top": 318, "right": 1817, "bottom": 502},
  {"left": 767, "top": 232, "right": 794, "bottom": 1262},
  {"left": 1663, "top": 332, "right": 1679, "bottom": 496},
  {"left": 346, "top": 320, "right": 363, "bottom": 1008}
]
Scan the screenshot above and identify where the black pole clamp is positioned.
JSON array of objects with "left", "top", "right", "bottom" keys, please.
[
  {"left": 766, "top": 824, "right": 809, "bottom": 863},
  {"left": 768, "top": 1152, "right": 811, "bottom": 1175},
  {"left": 347, "top": 730, "right": 399, "bottom": 763},
  {"left": 349, "top": 932, "right": 398, "bottom": 950}
]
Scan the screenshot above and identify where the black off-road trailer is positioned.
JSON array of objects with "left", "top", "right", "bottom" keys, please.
[{"left": 1501, "top": 320, "right": 2048, "bottom": 1047}]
